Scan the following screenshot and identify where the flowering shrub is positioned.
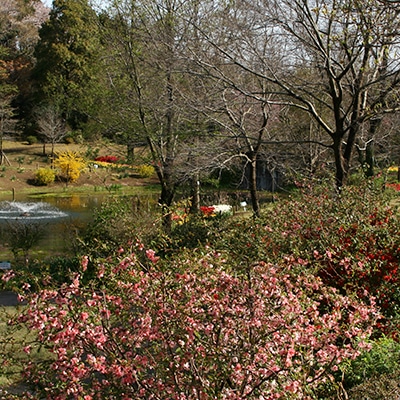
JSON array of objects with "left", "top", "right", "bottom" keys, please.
[
  {"left": 34, "top": 167, "right": 56, "bottom": 185},
  {"left": 200, "top": 205, "right": 215, "bottom": 216},
  {"left": 13, "top": 247, "right": 377, "bottom": 399},
  {"left": 213, "top": 204, "right": 232, "bottom": 214},
  {"left": 94, "top": 155, "right": 119, "bottom": 163},
  {"left": 213, "top": 183, "right": 400, "bottom": 336},
  {"left": 200, "top": 204, "right": 232, "bottom": 217},
  {"left": 386, "top": 182, "right": 400, "bottom": 191},
  {"left": 53, "top": 151, "right": 86, "bottom": 182},
  {"left": 137, "top": 164, "right": 155, "bottom": 178}
]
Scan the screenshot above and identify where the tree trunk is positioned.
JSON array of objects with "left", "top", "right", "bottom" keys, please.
[
  {"left": 333, "top": 138, "right": 347, "bottom": 190},
  {"left": 248, "top": 155, "right": 260, "bottom": 217},
  {"left": 189, "top": 175, "right": 200, "bottom": 214},
  {"left": 365, "top": 141, "right": 375, "bottom": 178},
  {"left": 159, "top": 183, "right": 175, "bottom": 233},
  {"left": 127, "top": 143, "right": 134, "bottom": 164}
]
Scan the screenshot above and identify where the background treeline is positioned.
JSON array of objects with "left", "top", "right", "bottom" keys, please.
[{"left": 2, "top": 0, "right": 400, "bottom": 220}]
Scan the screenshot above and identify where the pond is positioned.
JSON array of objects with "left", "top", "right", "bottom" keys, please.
[{"left": 0, "top": 192, "right": 158, "bottom": 263}]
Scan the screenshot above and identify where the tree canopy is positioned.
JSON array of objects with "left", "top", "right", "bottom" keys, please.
[
  {"left": 2, "top": 0, "right": 400, "bottom": 211},
  {"left": 33, "top": 0, "right": 101, "bottom": 130}
]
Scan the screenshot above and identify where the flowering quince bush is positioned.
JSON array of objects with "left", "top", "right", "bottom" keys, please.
[
  {"left": 200, "top": 205, "right": 216, "bottom": 217},
  {"left": 386, "top": 182, "right": 400, "bottom": 191},
  {"left": 12, "top": 248, "right": 378, "bottom": 400},
  {"left": 214, "top": 183, "right": 400, "bottom": 336}
]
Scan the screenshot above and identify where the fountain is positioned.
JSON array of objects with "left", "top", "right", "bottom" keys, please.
[{"left": 0, "top": 201, "right": 69, "bottom": 222}]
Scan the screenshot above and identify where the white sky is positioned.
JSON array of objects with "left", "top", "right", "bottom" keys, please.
[{"left": 41, "top": 0, "right": 52, "bottom": 8}]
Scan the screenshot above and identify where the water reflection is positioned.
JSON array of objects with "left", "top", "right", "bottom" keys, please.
[
  {"left": 0, "top": 192, "right": 159, "bottom": 261},
  {"left": 0, "top": 194, "right": 107, "bottom": 261}
]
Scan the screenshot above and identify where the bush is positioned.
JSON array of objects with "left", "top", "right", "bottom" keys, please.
[
  {"left": 26, "top": 135, "right": 38, "bottom": 145},
  {"left": 137, "top": 164, "right": 155, "bottom": 178},
  {"left": 64, "top": 135, "right": 75, "bottom": 144},
  {"left": 13, "top": 248, "right": 376, "bottom": 399},
  {"left": 53, "top": 151, "right": 86, "bottom": 182},
  {"left": 78, "top": 196, "right": 159, "bottom": 259},
  {"left": 34, "top": 167, "right": 56, "bottom": 185},
  {"left": 209, "top": 181, "right": 400, "bottom": 335},
  {"left": 343, "top": 336, "right": 400, "bottom": 389}
]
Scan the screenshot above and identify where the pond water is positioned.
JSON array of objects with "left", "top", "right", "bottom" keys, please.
[{"left": 0, "top": 193, "right": 156, "bottom": 262}]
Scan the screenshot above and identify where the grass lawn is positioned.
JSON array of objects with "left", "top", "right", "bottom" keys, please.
[{"left": 0, "top": 304, "right": 52, "bottom": 396}]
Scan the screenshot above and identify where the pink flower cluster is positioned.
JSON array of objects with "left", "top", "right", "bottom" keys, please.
[{"left": 15, "top": 251, "right": 377, "bottom": 399}]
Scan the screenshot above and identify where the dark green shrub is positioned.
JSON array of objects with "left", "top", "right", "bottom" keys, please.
[
  {"left": 77, "top": 196, "right": 160, "bottom": 259},
  {"left": 26, "top": 135, "right": 38, "bottom": 145},
  {"left": 343, "top": 336, "right": 400, "bottom": 389},
  {"left": 46, "top": 256, "right": 82, "bottom": 285}
]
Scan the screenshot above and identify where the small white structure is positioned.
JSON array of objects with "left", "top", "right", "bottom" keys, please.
[{"left": 240, "top": 201, "right": 247, "bottom": 211}]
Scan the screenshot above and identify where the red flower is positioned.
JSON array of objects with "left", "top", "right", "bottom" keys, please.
[
  {"left": 200, "top": 206, "right": 215, "bottom": 216},
  {"left": 94, "top": 155, "right": 119, "bottom": 163}
]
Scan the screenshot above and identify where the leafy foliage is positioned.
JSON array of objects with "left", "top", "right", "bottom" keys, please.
[
  {"left": 26, "top": 135, "right": 38, "bottom": 145},
  {"left": 342, "top": 336, "right": 400, "bottom": 389},
  {"left": 209, "top": 182, "right": 400, "bottom": 335},
  {"left": 4, "top": 181, "right": 400, "bottom": 398},
  {"left": 33, "top": 0, "right": 102, "bottom": 130},
  {"left": 78, "top": 196, "right": 160, "bottom": 259}
]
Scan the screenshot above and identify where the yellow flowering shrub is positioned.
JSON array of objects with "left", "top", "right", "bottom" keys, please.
[
  {"left": 137, "top": 164, "right": 155, "bottom": 178},
  {"left": 54, "top": 151, "right": 86, "bottom": 182},
  {"left": 35, "top": 167, "right": 56, "bottom": 185}
]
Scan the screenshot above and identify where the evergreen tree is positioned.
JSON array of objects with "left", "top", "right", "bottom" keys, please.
[{"left": 33, "top": 0, "right": 101, "bottom": 131}]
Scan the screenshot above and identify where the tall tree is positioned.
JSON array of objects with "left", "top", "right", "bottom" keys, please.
[
  {"left": 0, "top": 79, "right": 17, "bottom": 165},
  {"left": 196, "top": 0, "right": 400, "bottom": 190},
  {"left": 0, "top": 0, "right": 49, "bottom": 136},
  {"left": 33, "top": 0, "right": 101, "bottom": 131},
  {"left": 97, "top": 0, "right": 208, "bottom": 230}
]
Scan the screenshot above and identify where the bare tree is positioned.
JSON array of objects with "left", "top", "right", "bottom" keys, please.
[
  {"left": 36, "top": 104, "right": 66, "bottom": 158},
  {"left": 95, "top": 0, "right": 213, "bottom": 230},
  {"left": 194, "top": 0, "right": 400, "bottom": 190}
]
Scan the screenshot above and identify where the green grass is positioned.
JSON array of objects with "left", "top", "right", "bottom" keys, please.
[
  {"left": 0, "top": 183, "right": 160, "bottom": 200},
  {"left": 0, "top": 305, "right": 52, "bottom": 394}
]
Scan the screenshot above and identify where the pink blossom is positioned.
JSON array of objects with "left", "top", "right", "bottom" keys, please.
[
  {"left": 81, "top": 255, "right": 89, "bottom": 271},
  {"left": 80, "top": 312, "right": 89, "bottom": 322},
  {"left": 145, "top": 249, "right": 160, "bottom": 263},
  {"left": 14, "top": 250, "right": 377, "bottom": 399},
  {"left": 1, "top": 270, "right": 15, "bottom": 282}
]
